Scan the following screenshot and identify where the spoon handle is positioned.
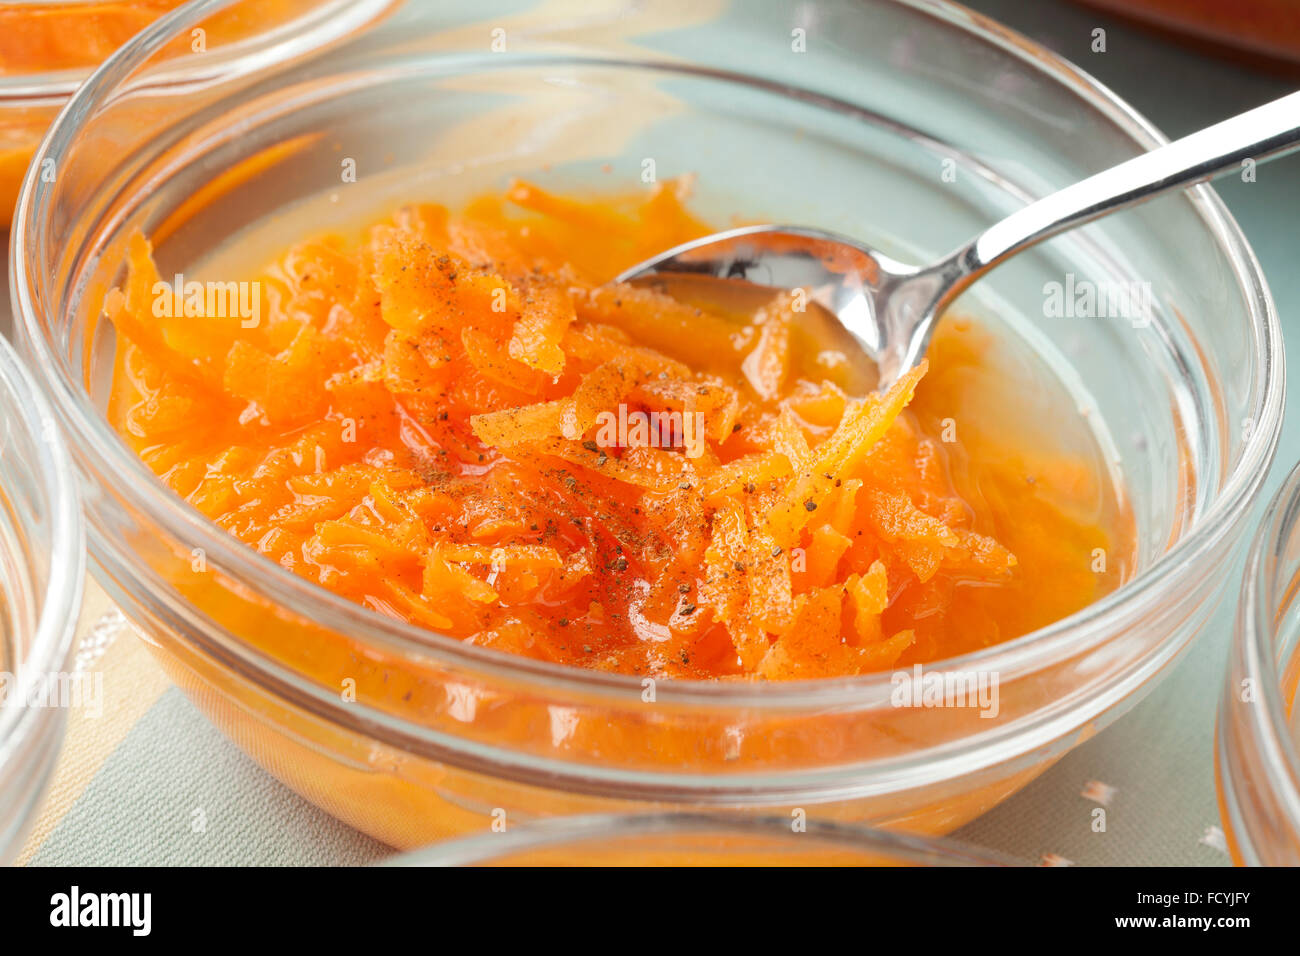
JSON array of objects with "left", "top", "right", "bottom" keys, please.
[{"left": 964, "top": 89, "right": 1300, "bottom": 277}]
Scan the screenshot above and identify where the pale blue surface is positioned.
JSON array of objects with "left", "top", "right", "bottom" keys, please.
[{"left": 29, "top": 688, "right": 386, "bottom": 867}]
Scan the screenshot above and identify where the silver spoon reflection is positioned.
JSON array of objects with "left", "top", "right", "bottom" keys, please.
[{"left": 619, "top": 90, "right": 1300, "bottom": 388}]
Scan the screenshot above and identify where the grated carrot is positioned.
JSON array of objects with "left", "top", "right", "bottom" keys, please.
[{"left": 104, "top": 181, "right": 1125, "bottom": 679}]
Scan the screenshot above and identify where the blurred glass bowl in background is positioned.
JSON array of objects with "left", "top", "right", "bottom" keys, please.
[
  {"left": 0, "top": 0, "right": 395, "bottom": 226},
  {"left": 389, "top": 812, "right": 1024, "bottom": 866},
  {"left": 1217, "top": 461, "right": 1300, "bottom": 866},
  {"left": 0, "top": 333, "right": 83, "bottom": 865}
]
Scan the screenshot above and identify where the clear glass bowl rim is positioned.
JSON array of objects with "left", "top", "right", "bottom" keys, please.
[
  {"left": 0, "top": 335, "right": 84, "bottom": 784},
  {"left": 1221, "top": 460, "right": 1300, "bottom": 856},
  {"left": 387, "top": 811, "right": 1022, "bottom": 866},
  {"left": 8, "top": 0, "right": 1284, "bottom": 716}
]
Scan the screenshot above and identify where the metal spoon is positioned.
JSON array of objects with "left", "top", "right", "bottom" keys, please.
[{"left": 618, "top": 90, "right": 1300, "bottom": 389}]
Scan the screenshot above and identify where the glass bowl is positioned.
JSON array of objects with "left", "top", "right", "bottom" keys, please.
[
  {"left": 0, "top": 0, "right": 396, "bottom": 227},
  {"left": 388, "top": 812, "right": 1021, "bottom": 866},
  {"left": 1216, "top": 462, "right": 1300, "bottom": 866},
  {"left": 10, "top": 0, "right": 1283, "bottom": 849},
  {"left": 0, "top": 334, "right": 83, "bottom": 865}
]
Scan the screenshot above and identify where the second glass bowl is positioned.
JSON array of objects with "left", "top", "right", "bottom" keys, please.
[
  {"left": 0, "top": 334, "right": 83, "bottom": 864},
  {"left": 389, "top": 812, "right": 1022, "bottom": 866},
  {"left": 0, "top": 0, "right": 395, "bottom": 227},
  {"left": 1217, "top": 462, "right": 1300, "bottom": 866}
]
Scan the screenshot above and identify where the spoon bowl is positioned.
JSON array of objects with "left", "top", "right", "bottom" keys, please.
[
  {"left": 618, "top": 224, "right": 931, "bottom": 386},
  {"left": 620, "top": 90, "right": 1300, "bottom": 388}
]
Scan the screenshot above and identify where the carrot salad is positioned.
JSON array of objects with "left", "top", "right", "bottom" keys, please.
[{"left": 104, "top": 180, "right": 1125, "bottom": 680}]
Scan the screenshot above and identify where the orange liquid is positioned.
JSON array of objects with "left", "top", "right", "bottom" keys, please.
[{"left": 104, "top": 180, "right": 1131, "bottom": 680}]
